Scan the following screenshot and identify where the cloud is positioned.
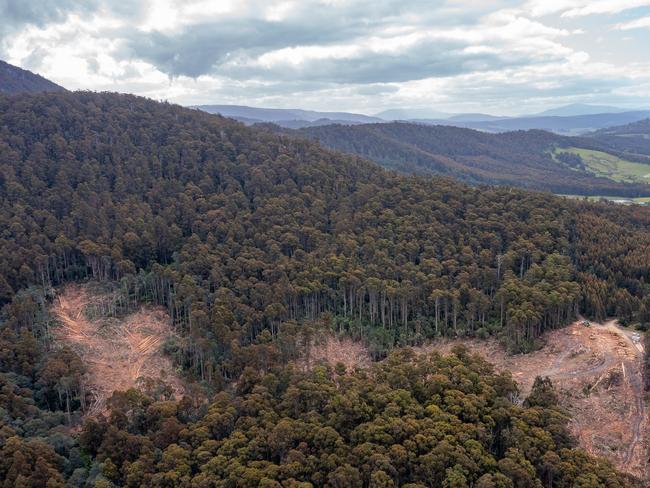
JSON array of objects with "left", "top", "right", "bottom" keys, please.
[
  {"left": 121, "top": 4, "right": 573, "bottom": 85},
  {"left": 561, "top": 0, "right": 650, "bottom": 17},
  {"left": 0, "top": 0, "right": 97, "bottom": 29},
  {"left": 0, "top": 0, "right": 649, "bottom": 114},
  {"left": 615, "top": 15, "right": 650, "bottom": 29},
  {"left": 523, "top": 0, "right": 650, "bottom": 17}
]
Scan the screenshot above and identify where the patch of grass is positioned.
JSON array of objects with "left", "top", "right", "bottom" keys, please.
[{"left": 554, "top": 147, "right": 650, "bottom": 184}]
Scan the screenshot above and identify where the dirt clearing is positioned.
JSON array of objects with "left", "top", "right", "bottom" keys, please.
[
  {"left": 421, "top": 319, "right": 648, "bottom": 479},
  {"left": 299, "top": 335, "right": 371, "bottom": 372},
  {"left": 52, "top": 283, "right": 184, "bottom": 416}
]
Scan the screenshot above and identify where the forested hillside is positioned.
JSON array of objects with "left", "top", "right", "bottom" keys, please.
[
  {"left": 588, "top": 118, "right": 650, "bottom": 157},
  {"left": 0, "top": 60, "right": 65, "bottom": 94},
  {"left": 1, "top": 91, "right": 649, "bottom": 485},
  {"left": 295, "top": 122, "right": 650, "bottom": 196},
  {"left": 2, "top": 91, "right": 650, "bottom": 364}
]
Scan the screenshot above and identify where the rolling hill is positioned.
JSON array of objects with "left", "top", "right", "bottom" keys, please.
[
  {"left": 0, "top": 59, "right": 65, "bottom": 94},
  {"left": 587, "top": 118, "right": 650, "bottom": 157},
  {"left": 293, "top": 122, "right": 650, "bottom": 196},
  {"left": 194, "top": 104, "right": 382, "bottom": 127},
  {"left": 1, "top": 90, "right": 648, "bottom": 486},
  {"left": 415, "top": 110, "right": 650, "bottom": 135}
]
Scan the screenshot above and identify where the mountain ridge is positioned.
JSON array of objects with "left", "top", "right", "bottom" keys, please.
[
  {"left": 0, "top": 59, "right": 66, "bottom": 94},
  {"left": 289, "top": 121, "right": 650, "bottom": 196},
  {"left": 194, "top": 104, "right": 382, "bottom": 125}
]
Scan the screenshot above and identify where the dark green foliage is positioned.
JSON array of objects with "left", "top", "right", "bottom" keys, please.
[
  {"left": 0, "top": 91, "right": 647, "bottom": 486},
  {"left": 295, "top": 122, "right": 650, "bottom": 196},
  {"left": 1, "top": 91, "right": 649, "bottom": 375},
  {"left": 0, "top": 290, "right": 87, "bottom": 487},
  {"left": 69, "top": 349, "right": 636, "bottom": 487},
  {"left": 555, "top": 152, "right": 585, "bottom": 170}
]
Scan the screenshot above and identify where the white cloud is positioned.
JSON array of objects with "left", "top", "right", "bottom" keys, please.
[
  {"left": 523, "top": 0, "right": 650, "bottom": 17},
  {"left": 614, "top": 15, "right": 650, "bottom": 29},
  {"left": 1, "top": 0, "right": 649, "bottom": 113},
  {"left": 562, "top": 0, "right": 650, "bottom": 17}
]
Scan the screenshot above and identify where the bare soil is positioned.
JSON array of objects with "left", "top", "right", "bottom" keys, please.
[
  {"left": 299, "top": 334, "right": 371, "bottom": 372},
  {"left": 420, "top": 319, "right": 648, "bottom": 479},
  {"left": 51, "top": 284, "right": 185, "bottom": 415}
]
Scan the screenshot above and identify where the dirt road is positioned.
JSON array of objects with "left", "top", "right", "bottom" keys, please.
[{"left": 422, "top": 318, "right": 648, "bottom": 479}]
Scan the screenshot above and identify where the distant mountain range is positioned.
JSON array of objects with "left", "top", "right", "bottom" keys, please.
[
  {"left": 0, "top": 60, "right": 65, "bottom": 94},
  {"left": 193, "top": 104, "right": 382, "bottom": 126},
  {"left": 420, "top": 111, "right": 650, "bottom": 136},
  {"left": 375, "top": 108, "right": 453, "bottom": 120},
  {"left": 195, "top": 103, "right": 650, "bottom": 135},
  {"left": 378, "top": 103, "right": 632, "bottom": 120},
  {"left": 534, "top": 103, "right": 629, "bottom": 117}
]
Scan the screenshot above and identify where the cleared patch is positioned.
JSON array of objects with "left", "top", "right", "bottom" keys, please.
[
  {"left": 52, "top": 284, "right": 184, "bottom": 415},
  {"left": 420, "top": 319, "right": 648, "bottom": 479},
  {"left": 300, "top": 335, "right": 371, "bottom": 372},
  {"left": 555, "top": 146, "right": 650, "bottom": 184}
]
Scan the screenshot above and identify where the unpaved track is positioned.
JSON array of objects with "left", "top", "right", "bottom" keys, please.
[
  {"left": 52, "top": 284, "right": 184, "bottom": 415},
  {"left": 597, "top": 321, "right": 646, "bottom": 467},
  {"left": 421, "top": 319, "right": 648, "bottom": 479}
]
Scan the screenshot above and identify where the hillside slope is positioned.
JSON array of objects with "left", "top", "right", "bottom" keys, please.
[
  {"left": 296, "top": 122, "right": 650, "bottom": 196},
  {"left": 0, "top": 59, "right": 66, "bottom": 94},
  {"left": 1, "top": 91, "right": 649, "bottom": 357},
  {"left": 588, "top": 118, "right": 650, "bottom": 157},
  {"left": 0, "top": 91, "right": 648, "bottom": 486}
]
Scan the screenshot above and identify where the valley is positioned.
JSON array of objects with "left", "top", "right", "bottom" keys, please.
[
  {"left": 293, "top": 121, "right": 650, "bottom": 197},
  {"left": 553, "top": 147, "right": 650, "bottom": 184}
]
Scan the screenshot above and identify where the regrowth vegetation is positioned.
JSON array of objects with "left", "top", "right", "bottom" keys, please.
[{"left": 71, "top": 349, "right": 635, "bottom": 487}]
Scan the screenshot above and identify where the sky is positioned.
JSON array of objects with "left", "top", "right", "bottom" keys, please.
[{"left": 1, "top": 0, "right": 650, "bottom": 116}]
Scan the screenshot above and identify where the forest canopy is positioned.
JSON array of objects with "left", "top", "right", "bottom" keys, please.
[
  {"left": 293, "top": 122, "right": 650, "bottom": 196},
  {"left": 0, "top": 91, "right": 648, "bottom": 486},
  {"left": 1, "top": 91, "right": 650, "bottom": 370}
]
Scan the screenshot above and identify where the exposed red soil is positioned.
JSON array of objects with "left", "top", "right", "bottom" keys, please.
[{"left": 302, "top": 319, "right": 647, "bottom": 478}]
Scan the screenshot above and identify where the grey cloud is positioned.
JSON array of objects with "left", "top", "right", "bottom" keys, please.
[
  {"left": 120, "top": 0, "right": 498, "bottom": 78},
  {"left": 436, "top": 73, "right": 635, "bottom": 112},
  {"left": 3, "top": 0, "right": 648, "bottom": 112},
  {"left": 123, "top": 20, "right": 346, "bottom": 78},
  {"left": 219, "top": 39, "right": 567, "bottom": 85},
  {"left": 114, "top": 0, "right": 561, "bottom": 84},
  {"left": 0, "top": 0, "right": 96, "bottom": 29}
]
